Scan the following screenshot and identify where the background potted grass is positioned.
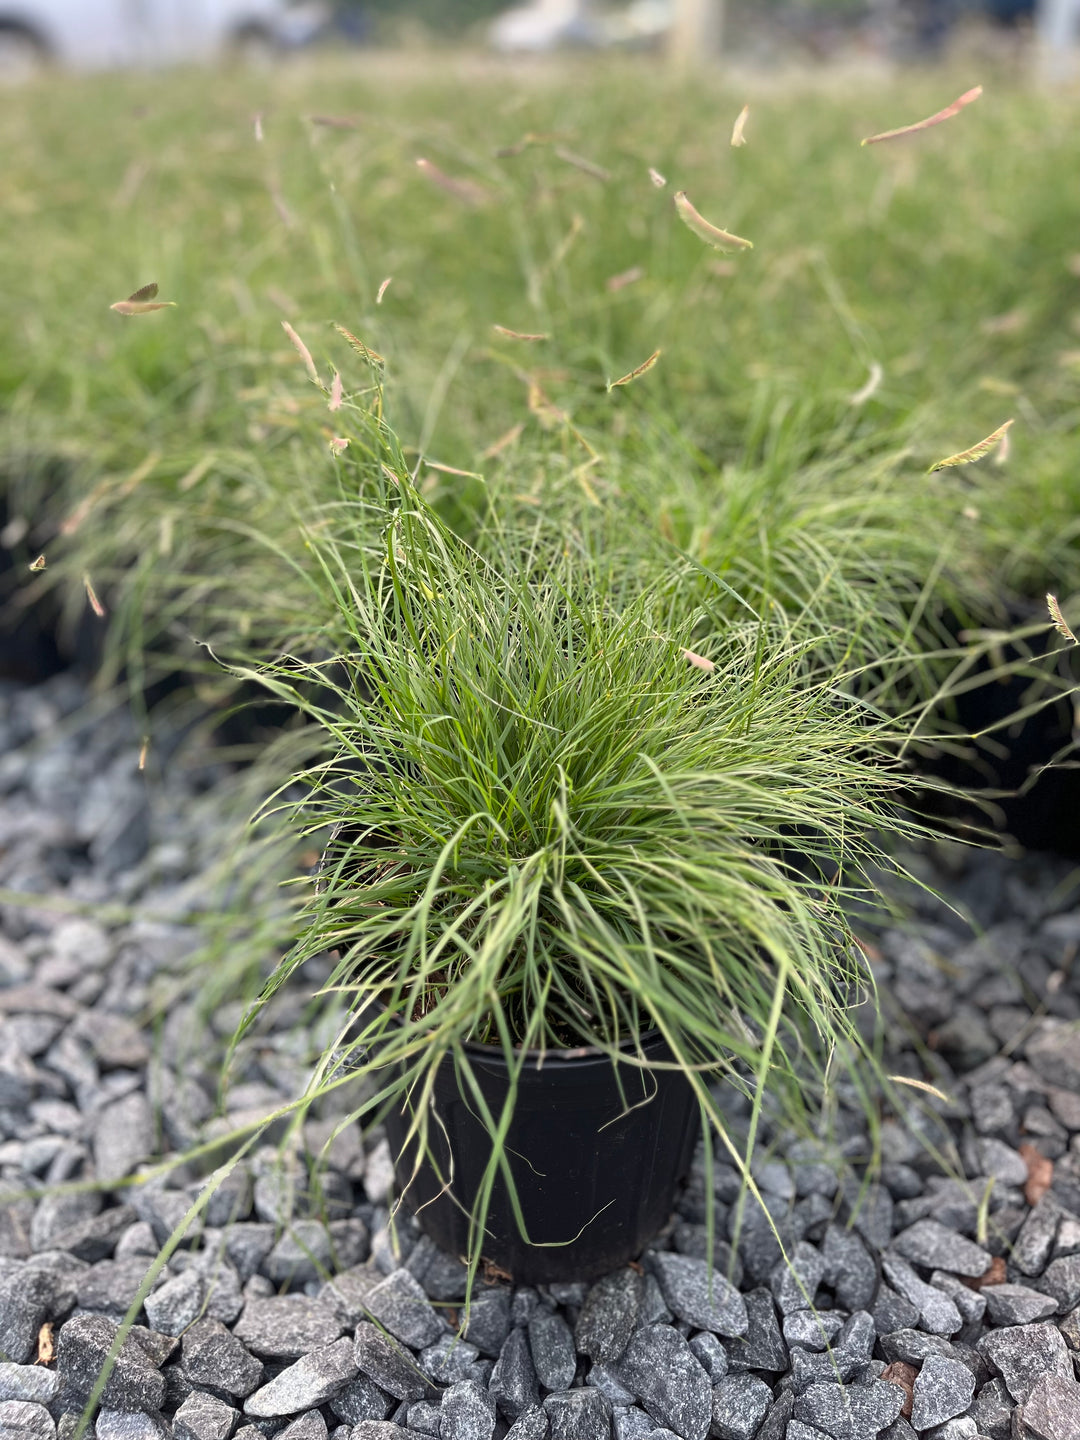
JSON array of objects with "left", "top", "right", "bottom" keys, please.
[{"left": 228, "top": 431, "right": 929, "bottom": 1285}]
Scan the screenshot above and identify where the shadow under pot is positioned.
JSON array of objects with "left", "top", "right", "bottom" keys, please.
[{"left": 382, "top": 1028, "right": 700, "bottom": 1285}]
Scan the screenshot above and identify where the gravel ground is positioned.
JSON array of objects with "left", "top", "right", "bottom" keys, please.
[{"left": 1, "top": 672, "right": 1079, "bottom": 1440}]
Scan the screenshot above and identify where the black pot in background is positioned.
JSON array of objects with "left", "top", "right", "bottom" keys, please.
[
  {"left": 383, "top": 1030, "right": 700, "bottom": 1284},
  {"left": 910, "top": 604, "right": 1080, "bottom": 857}
]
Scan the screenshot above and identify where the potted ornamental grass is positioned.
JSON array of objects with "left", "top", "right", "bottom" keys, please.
[{"left": 239, "top": 445, "right": 923, "bottom": 1285}]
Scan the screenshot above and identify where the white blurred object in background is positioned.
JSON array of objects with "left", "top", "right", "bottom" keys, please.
[
  {"left": 489, "top": 0, "right": 596, "bottom": 52},
  {"left": 1038, "top": 0, "right": 1080, "bottom": 77},
  {"left": 488, "top": 0, "right": 724, "bottom": 56},
  {"left": 0, "top": 0, "right": 328, "bottom": 75}
]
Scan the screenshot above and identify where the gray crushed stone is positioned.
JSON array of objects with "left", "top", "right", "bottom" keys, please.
[{"left": 3, "top": 675, "right": 1080, "bottom": 1440}]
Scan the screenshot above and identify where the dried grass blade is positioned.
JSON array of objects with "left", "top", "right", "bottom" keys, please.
[
  {"left": 608, "top": 349, "right": 662, "bottom": 391},
  {"left": 862, "top": 85, "right": 983, "bottom": 146},
  {"left": 849, "top": 362, "right": 883, "bottom": 406},
  {"left": 282, "top": 322, "right": 321, "bottom": 385},
  {"left": 111, "top": 279, "right": 176, "bottom": 316},
  {"left": 376, "top": 278, "right": 392, "bottom": 304},
  {"left": 311, "top": 114, "right": 358, "bottom": 129},
  {"left": 416, "top": 158, "right": 487, "bottom": 206},
  {"left": 493, "top": 325, "right": 549, "bottom": 342},
  {"left": 674, "top": 192, "right": 753, "bottom": 252},
  {"left": 424, "top": 460, "right": 483, "bottom": 479},
  {"left": 606, "top": 266, "right": 645, "bottom": 293},
  {"left": 554, "top": 146, "right": 610, "bottom": 182},
  {"left": 178, "top": 455, "right": 216, "bottom": 493},
  {"left": 888, "top": 1074, "right": 951, "bottom": 1103},
  {"left": 927, "top": 418, "right": 1013, "bottom": 473},
  {"left": 83, "top": 575, "right": 105, "bottom": 618},
  {"left": 1048, "top": 594, "right": 1077, "bottom": 644},
  {"left": 333, "top": 324, "right": 385, "bottom": 369},
  {"left": 480, "top": 422, "right": 524, "bottom": 461},
  {"left": 731, "top": 104, "right": 750, "bottom": 147},
  {"left": 527, "top": 380, "right": 566, "bottom": 429}
]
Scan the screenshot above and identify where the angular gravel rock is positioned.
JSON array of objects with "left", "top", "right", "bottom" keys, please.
[
  {"left": 94, "top": 1093, "right": 154, "bottom": 1183},
  {"left": 909, "top": 1353, "right": 975, "bottom": 1431},
  {"left": 179, "top": 1319, "right": 263, "bottom": 1400},
  {"left": 981, "top": 1283, "right": 1058, "bottom": 1325},
  {"left": 277, "top": 1415, "right": 326, "bottom": 1440},
  {"left": 709, "top": 1374, "right": 771, "bottom": 1440},
  {"left": 418, "top": 1334, "right": 483, "bottom": 1387},
  {"left": 55, "top": 1314, "right": 167, "bottom": 1413},
  {"left": 1011, "top": 1196, "right": 1063, "bottom": 1277},
  {"left": 1026, "top": 1022, "right": 1080, "bottom": 1091},
  {"left": 890, "top": 1221, "right": 991, "bottom": 1278},
  {"left": 0, "top": 1364, "right": 60, "bottom": 1405},
  {"left": 822, "top": 1227, "right": 877, "bottom": 1314},
  {"left": 0, "top": 1400, "right": 54, "bottom": 1440},
  {"left": 243, "top": 1338, "right": 359, "bottom": 1418},
  {"left": 687, "top": 1333, "right": 728, "bottom": 1381},
  {"left": 352, "top": 1322, "right": 431, "bottom": 1403},
  {"left": 441, "top": 1378, "right": 497, "bottom": 1440},
  {"left": 977, "top": 1322, "right": 1074, "bottom": 1404},
  {"left": 542, "top": 1388, "right": 610, "bottom": 1440},
  {"left": 723, "top": 1289, "right": 787, "bottom": 1374},
  {"left": 143, "top": 1271, "right": 206, "bottom": 1338},
  {"left": 172, "top": 1391, "right": 238, "bottom": 1440},
  {"left": 1036, "top": 1252, "right": 1080, "bottom": 1312},
  {"left": 792, "top": 1381, "right": 905, "bottom": 1440},
  {"left": 880, "top": 1256, "right": 961, "bottom": 1336},
  {"left": 95, "top": 1409, "right": 170, "bottom": 1440},
  {"left": 0, "top": 1269, "right": 61, "bottom": 1364},
  {"left": 783, "top": 1311, "right": 844, "bottom": 1352},
  {"left": 233, "top": 1296, "right": 343, "bottom": 1360},
  {"left": 527, "top": 1313, "right": 576, "bottom": 1393},
  {"left": 363, "top": 1269, "right": 446, "bottom": 1351},
  {"left": 488, "top": 1327, "right": 539, "bottom": 1422},
  {"left": 646, "top": 1253, "right": 747, "bottom": 1340},
  {"left": 618, "top": 1325, "right": 711, "bottom": 1440},
  {"left": 769, "top": 1242, "right": 826, "bottom": 1317},
  {"left": 329, "top": 1375, "right": 394, "bottom": 1425},
  {"left": 1019, "top": 1373, "right": 1080, "bottom": 1440},
  {"left": 504, "top": 1405, "right": 549, "bottom": 1440},
  {"left": 351, "top": 1426, "right": 428, "bottom": 1440},
  {"left": 576, "top": 1270, "right": 642, "bottom": 1365},
  {"left": 462, "top": 1289, "right": 512, "bottom": 1360}
]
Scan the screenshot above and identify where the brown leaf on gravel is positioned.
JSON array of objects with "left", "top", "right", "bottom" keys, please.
[
  {"left": 1019, "top": 1141, "right": 1054, "bottom": 1205},
  {"left": 36, "top": 1323, "right": 54, "bottom": 1365},
  {"left": 881, "top": 1361, "right": 916, "bottom": 1418},
  {"left": 963, "top": 1255, "right": 1007, "bottom": 1290}
]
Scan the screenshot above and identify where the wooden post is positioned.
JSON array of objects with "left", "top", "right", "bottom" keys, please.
[{"left": 669, "top": 0, "right": 725, "bottom": 67}]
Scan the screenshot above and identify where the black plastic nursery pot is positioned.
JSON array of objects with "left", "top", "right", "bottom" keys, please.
[
  {"left": 911, "top": 604, "right": 1080, "bottom": 857},
  {"left": 382, "top": 1029, "right": 701, "bottom": 1285}
]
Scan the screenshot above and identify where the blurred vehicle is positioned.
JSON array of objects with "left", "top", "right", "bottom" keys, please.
[
  {"left": 488, "top": 0, "right": 1040, "bottom": 55},
  {"left": 489, "top": 0, "right": 597, "bottom": 51},
  {"left": 0, "top": 0, "right": 329, "bottom": 75}
]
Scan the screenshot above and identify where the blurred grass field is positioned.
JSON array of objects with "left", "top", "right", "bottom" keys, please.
[{"left": 1, "top": 52, "right": 1079, "bottom": 682}]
